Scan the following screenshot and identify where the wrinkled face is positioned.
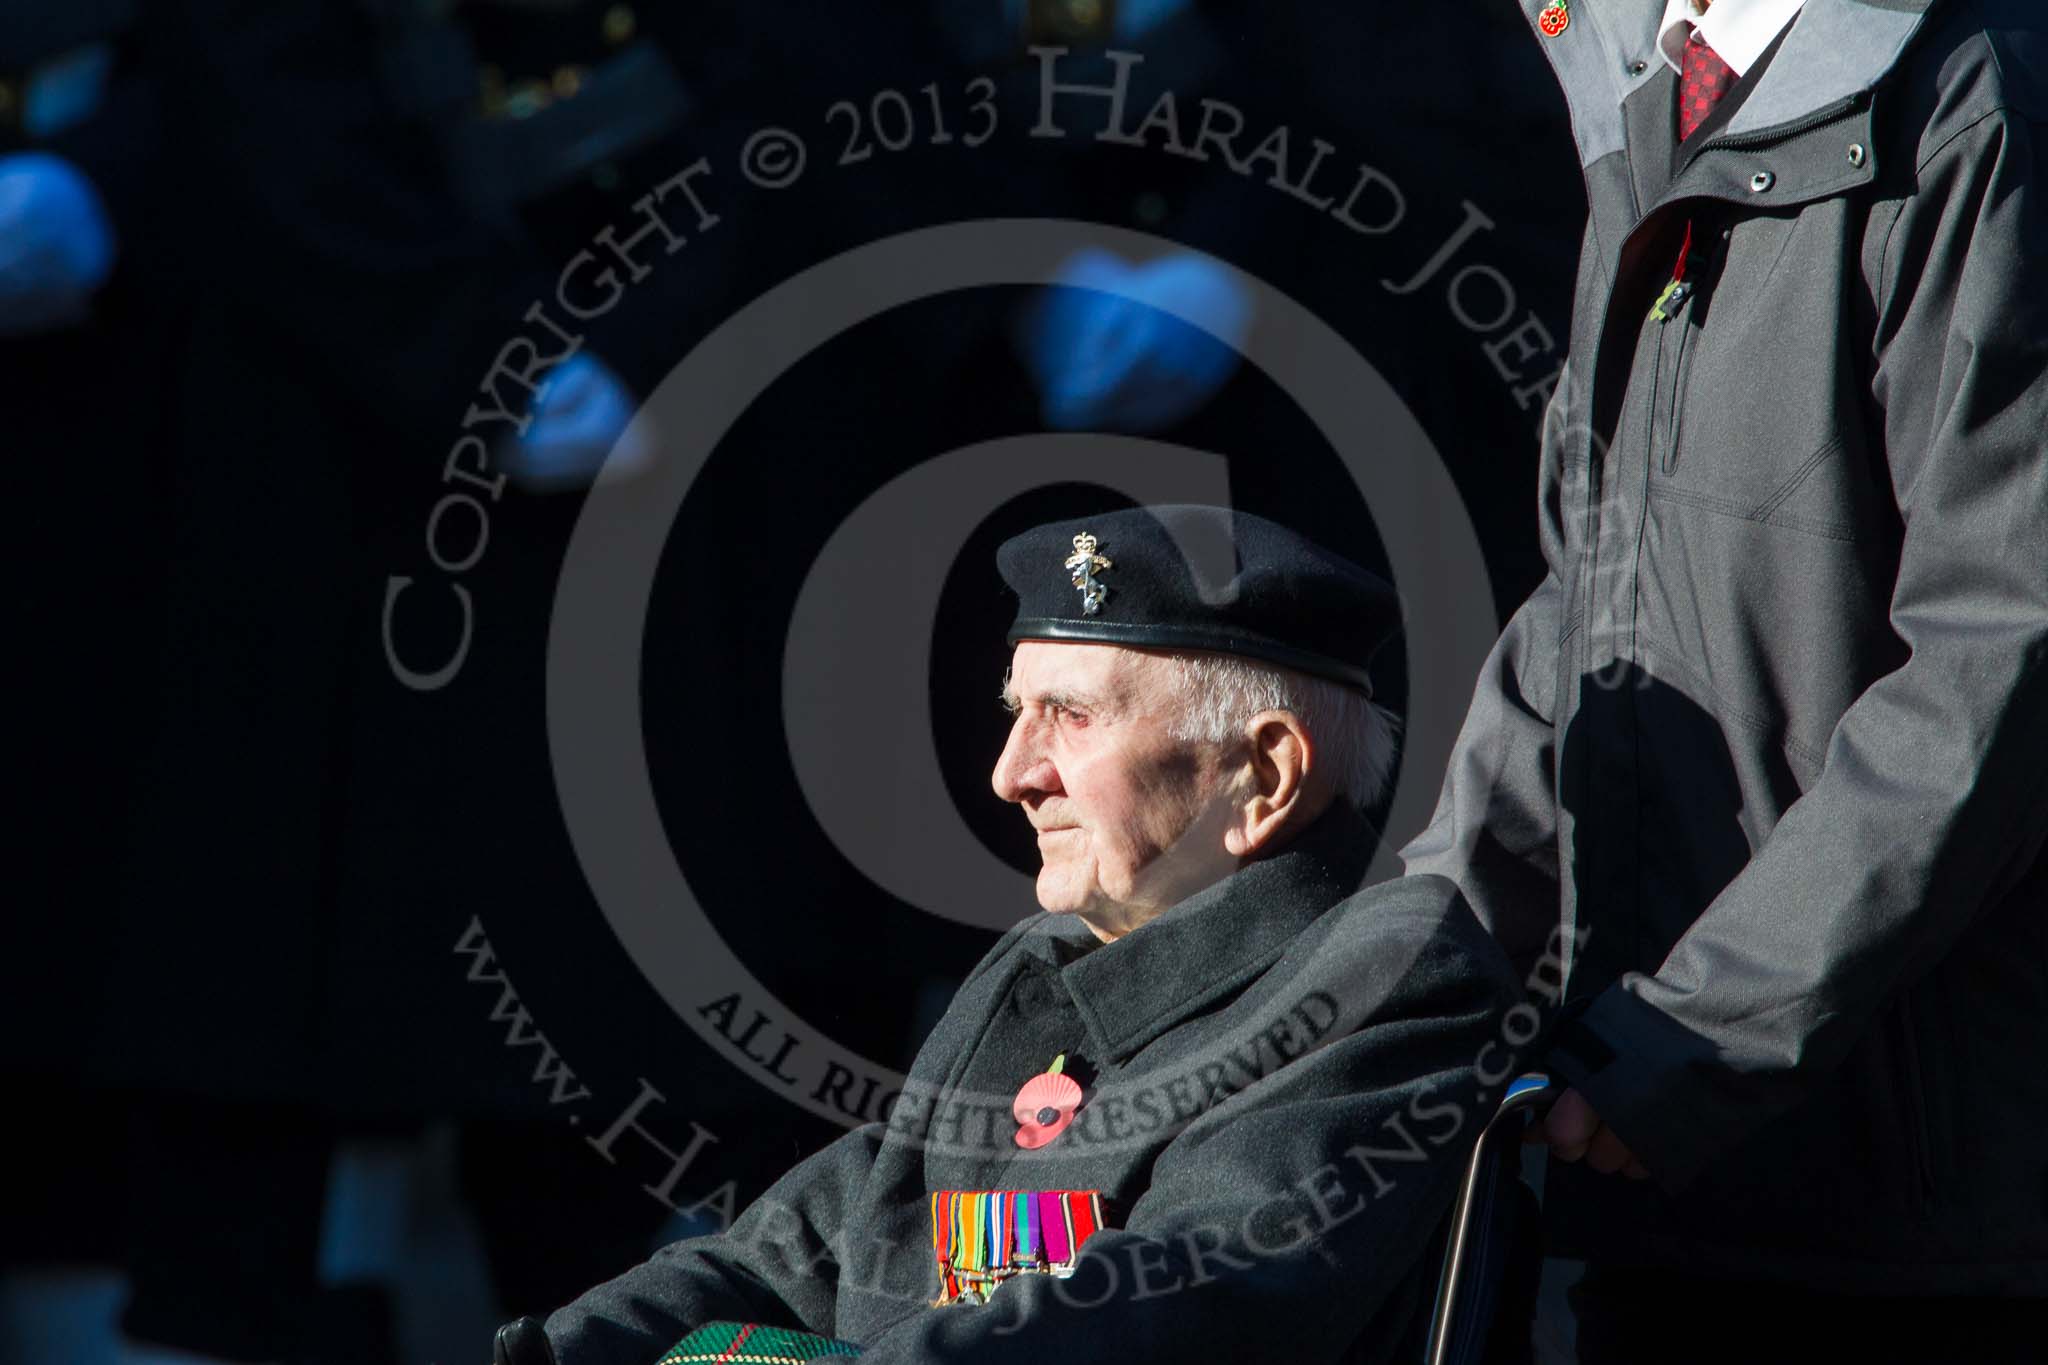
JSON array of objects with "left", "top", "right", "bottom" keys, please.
[{"left": 991, "top": 641, "right": 1241, "bottom": 936}]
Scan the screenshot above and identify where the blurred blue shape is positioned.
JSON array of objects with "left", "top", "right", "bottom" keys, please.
[
  {"left": 1022, "top": 246, "right": 1251, "bottom": 432},
  {"left": 499, "top": 351, "right": 655, "bottom": 492},
  {"left": 1114, "top": 0, "right": 1193, "bottom": 41},
  {"left": 0, "top": 152, "right": 117, "bottom": 336},
  {"left": 24, "top": 43, "right": 114, "bottom": 139},
  {"left": 317, "top": 1141, "right": 415, "bottom": 1287},
  {"left": 994, "top": 0, "right": 1191, "bottom": 42},
  {"left": 0, "top": 1269, "right": 126, "bottom": 1365}
]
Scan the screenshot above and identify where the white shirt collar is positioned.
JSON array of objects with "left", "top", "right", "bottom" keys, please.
[{"left": 1657, "top": 0, "right": 1806, "bottom": 78}]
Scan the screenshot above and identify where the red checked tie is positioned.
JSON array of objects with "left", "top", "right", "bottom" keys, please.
[{"left": 1677, "top": 28, "right": 1737, "bottom": 141}]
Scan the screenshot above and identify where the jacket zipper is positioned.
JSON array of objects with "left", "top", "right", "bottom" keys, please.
[
  {"left": 1708, "top": 92, "right": 1865, "bottom": 150},
  {"left": 1656, "top": 222, "right": 1727, "bottom": 474},
  {"left": 1644, "top": 325, "right": 1667, "bottom": 480},
  {"left": 1673, "top": 92, "right": 1867, "bottom": 181},
  {"left": 1660, "top": 314, "right": 1696, "bottom": 475}
]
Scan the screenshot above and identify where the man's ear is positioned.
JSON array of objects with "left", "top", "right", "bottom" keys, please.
[{"left": 1223, "top": 710, "right": 1321, "bottom": 857}]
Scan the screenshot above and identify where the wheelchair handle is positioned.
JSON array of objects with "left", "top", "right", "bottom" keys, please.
[{"left": 1422, "top": 1074, "right": 1559, "bottom": 1365}]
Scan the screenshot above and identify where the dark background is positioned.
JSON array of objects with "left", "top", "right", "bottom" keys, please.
[{"left": 3, "top": 2, "right": 1580, "bottom": 1360}]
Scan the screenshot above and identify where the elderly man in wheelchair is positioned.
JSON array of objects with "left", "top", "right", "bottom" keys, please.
[{"left": 494, "top": 506, "right": 1533, "bottom": 1365}]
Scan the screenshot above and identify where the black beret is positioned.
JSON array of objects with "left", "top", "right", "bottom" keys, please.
[{"left": 996, "top": 505, "right": 1400, "bottom": 695}]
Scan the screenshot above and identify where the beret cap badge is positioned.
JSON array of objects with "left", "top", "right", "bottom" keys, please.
[
  {"left": 1000, "top": 506, "right": 1399, "bottom": 695},
  {"left": 1063, "top": 533, "right": 1114, "bottom": 616}
]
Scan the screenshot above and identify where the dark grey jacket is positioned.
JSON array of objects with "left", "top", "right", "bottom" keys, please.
[
  {"left": 1405, "top": 0, "right": 2047, "bottom": 1293},
  {"left": 546, "top": 809, "right": 1521, "bottom": 1363}
]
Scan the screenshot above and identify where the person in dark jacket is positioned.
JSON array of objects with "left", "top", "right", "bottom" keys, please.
[
  {"left": 515, "top": 507, "right": 1524, "bottom": 1365},
  {"left": 1402, "top": 0, "right": 2047, "bottom": 1356}
]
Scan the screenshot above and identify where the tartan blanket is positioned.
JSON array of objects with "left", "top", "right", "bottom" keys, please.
[{"left": 654, "top": 1321, "right": 862, "bottom": 1364}]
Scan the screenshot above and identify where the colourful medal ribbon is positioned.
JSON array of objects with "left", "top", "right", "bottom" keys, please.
[
  {"left": 1038, "top": 1190, "right": 1070, "bottom": 1264},
  {"left": 929, "top": 1189, "right": 1107, "bottom": 1306},
  {"left": 1016, "top": 1189, "right": 1036, "bottom": 1265}
]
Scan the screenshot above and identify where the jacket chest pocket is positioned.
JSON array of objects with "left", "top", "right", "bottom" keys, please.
[{"left": 1644, "top": 217, "right": 1867, "bottom": 540}]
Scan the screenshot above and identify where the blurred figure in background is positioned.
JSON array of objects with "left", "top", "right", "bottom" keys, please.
[{"left": 3, "top": 2, "right": 176, "bottom": 1357}]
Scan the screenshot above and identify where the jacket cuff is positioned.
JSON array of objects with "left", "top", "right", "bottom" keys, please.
[{"left": 1542, "top": 983, "right": 1723, "bottom": 1191}]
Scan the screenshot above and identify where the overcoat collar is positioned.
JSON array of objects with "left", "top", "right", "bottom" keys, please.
[{"left": 1032, "top": 804, "right": 1377, "bottom": 1064}]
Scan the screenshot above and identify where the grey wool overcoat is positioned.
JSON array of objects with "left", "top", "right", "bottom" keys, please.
[{"left": 545, "top": 806, "right": 1522, "bottom": 1364}]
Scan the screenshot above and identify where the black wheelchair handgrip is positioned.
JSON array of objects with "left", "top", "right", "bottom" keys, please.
[{"left": 494, "top": 1316, "right": 560, "bottom": 1365}]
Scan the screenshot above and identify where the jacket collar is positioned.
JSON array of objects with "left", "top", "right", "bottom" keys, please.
[
  {"left": 1722, "top": 0, "right": 1929, "bottom": 136},
  {"left": 1524, "top": 0, "right": 1936, "bottom": 169},
  {"left": 1033, "top": 803, "right": 1377, "bottom": 1064}
]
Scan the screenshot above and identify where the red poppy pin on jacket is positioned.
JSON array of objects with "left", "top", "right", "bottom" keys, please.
[{"left": 1013, "top": 1054, "right": 1082, "bottom": 1149}]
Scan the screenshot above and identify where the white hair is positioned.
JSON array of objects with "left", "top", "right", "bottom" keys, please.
[{"left": 1161, "top": 653, "right": 1401, "bottom": 813}]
